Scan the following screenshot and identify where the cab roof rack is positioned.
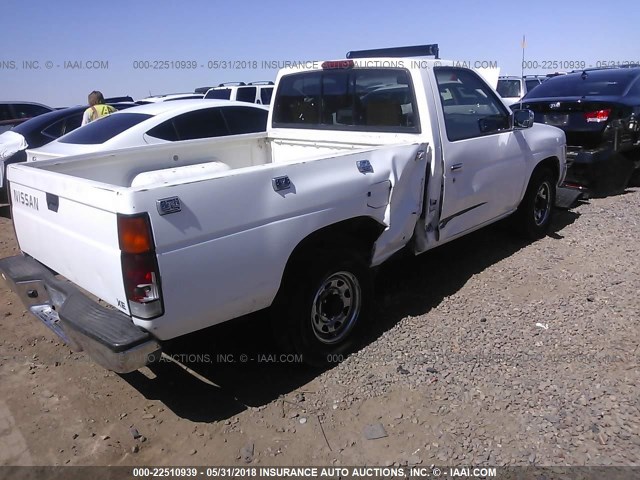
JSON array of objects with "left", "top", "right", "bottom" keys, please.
[
  {"left": 218, "top": 82, "right": 246, "bottom": 87},
  {"left": 248, "top": 81, "right": 274, "bottom": 85},
  {"left": 346, "top": 44, "right": 439, "bottom": 60}
]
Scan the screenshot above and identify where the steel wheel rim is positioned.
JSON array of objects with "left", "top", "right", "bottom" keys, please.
[
  {"left": 310, "top": 271, "right": 361, "bottom": 345},
  {"left": 533, "top": 181, "right": 552, "bottom": 226}
]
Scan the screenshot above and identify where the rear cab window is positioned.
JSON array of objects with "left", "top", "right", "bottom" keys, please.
[
  {"left": 272, "top": 68, "right": 420, "bottom": 132},
  {"left": 58, "top": 113, "right": 152, "bottom": 144}
]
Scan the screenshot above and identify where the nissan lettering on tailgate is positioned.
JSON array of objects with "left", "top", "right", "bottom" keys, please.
[{"left": 13, "top": 188, "right": 39, "bottom": 210}]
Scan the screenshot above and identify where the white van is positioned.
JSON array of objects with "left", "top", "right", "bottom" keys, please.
[{"left": 204, "top": 81, "right": 274, "bottom": 105}]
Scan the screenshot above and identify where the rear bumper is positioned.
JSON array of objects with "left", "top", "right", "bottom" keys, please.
[
  {"left": 0, "top": 255, "right": 161, "bottom": 373},
  {"left": 564, "top": 147, "right": 613, "bottom": 188},
  {"left": 563, "top": 146, "right": 637, "bottom": 194}
]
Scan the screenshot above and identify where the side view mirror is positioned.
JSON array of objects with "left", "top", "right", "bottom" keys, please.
[{"left": 513, "top": 109, "right": 535, "bottom": 129}]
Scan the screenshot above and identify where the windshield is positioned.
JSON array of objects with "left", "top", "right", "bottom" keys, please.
[
  {"left": 496, "top": 79, "right": 522, "bottom": 98},
  {"left": 58, "top": 113, "right": 152, "bottom": 145},
  {"left": 525, "top": 70, "right": 635, "bottom": 98}
]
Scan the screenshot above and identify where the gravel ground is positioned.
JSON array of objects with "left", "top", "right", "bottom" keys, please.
[
  {"left": 315, "top": 189, "right": 640, "bottom": 466},
  {"left": 0, "top": 189, "right": 639, "bottom": 467}
]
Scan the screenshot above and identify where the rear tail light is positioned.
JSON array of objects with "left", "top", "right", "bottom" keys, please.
[
  {"left": 583, "top": 109, "right": 611, "bottom": 123},
  {"left": 118, "top": 214, "right": 163, "bottom": 319}
]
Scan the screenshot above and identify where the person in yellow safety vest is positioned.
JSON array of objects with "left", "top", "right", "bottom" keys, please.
[{"left": 81, "top": 91, "right": 117, "bottom": 125}]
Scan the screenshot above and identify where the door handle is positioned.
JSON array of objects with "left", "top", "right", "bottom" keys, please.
[{"left": 450, "top": 163, "right": 463, "bottom": 172}]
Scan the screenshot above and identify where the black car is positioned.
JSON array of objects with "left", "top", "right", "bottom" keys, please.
[
  {"left": 512, "top": 67, "right": 640, "bottom": 195},
  {"left": 0, "top": 102, "right": 134, "bottom": 201},
  {"left": 0, "top": 101, "right": 53, "bottom": 134}
]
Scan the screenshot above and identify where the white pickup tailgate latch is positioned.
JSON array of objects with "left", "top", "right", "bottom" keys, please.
[
  {"left": 156, "top": 196, "right": 181, "bottom": 216},
  {"left": 272, "top": 176, "right": 291, "bottom": 192}
]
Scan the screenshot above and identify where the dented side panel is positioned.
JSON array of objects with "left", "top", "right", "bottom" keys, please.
[
  {"left": 128, "top": 143, "right": 426, "bottom": 340},
  {"left": 370, "top": 143, "right": 430, "bottom": 266}
]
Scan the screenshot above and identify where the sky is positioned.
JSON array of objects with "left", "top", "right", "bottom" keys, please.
[{"left": 1, "top": 0, "right": 639, "bottom": 107}]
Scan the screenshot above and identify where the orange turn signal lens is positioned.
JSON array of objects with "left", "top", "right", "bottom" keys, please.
[{"left": 118, "top": 214, "right": 153, "bottom": 254}]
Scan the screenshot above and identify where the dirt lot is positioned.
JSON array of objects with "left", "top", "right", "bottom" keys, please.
[{"left": 0, "top": 190, "right": 639, "bottom": 468}]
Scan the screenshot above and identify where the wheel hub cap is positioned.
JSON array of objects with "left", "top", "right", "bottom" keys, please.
[
  {"left": 534, "top": 182, "right": 551, "bottom": 226},
  {"left": 311, "top": 271, "right": 361, "bottom": 345}
]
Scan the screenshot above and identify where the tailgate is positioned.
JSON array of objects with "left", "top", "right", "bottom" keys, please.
[{"left": 7, "top": 163, "right": 130, "bottom": 315}]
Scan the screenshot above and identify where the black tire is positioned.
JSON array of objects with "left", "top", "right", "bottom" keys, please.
[
  {"left": 271, "top": 249, "right": 372, "bottom": 367},
  {"left": 513, "top": 167, "right": 556, "bottom": 239}
]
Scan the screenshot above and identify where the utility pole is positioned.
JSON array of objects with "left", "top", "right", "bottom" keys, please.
[{"left": 521, "top": 35, "right": 527, "bottom": 78}]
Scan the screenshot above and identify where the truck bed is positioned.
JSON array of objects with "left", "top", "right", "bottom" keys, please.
[
  {"left": 26, "top": 130, "right": 409, "bottom": 189},
  {"left": 8, "top": 133, "right": 428, "bottom": 340}
]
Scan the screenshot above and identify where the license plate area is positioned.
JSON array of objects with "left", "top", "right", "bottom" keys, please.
[{"left": 544, "top": 113, "right": 569, "bottom": 126}]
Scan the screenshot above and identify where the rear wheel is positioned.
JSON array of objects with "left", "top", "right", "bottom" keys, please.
[
  {"left": 272, "top": 249, "right": 372, "bottom": 367},
  {"left": 513, "top": 167, "right": 555, "bottom": 239}
]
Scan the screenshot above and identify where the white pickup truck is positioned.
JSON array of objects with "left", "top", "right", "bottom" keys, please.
[{"left": 0, "top": 45, "right": 566, "bottom": 372}]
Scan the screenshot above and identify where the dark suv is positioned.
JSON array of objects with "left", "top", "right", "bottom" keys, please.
[
  {"left": 0, "top": 101, "right": 53, "bottom": 133},
  {"left": 512, "top": 67, "right": 640, "bottom": 196}
]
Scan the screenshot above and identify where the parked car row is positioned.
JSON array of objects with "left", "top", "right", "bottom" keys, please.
[
  {"left": 0, "top": 101, "right": 135, "bottom": 201},
  {"left": 139, "top": 82, "right": 275, "bottom": 106},
  {"left": 202, "top": 81, "right": 274, "bottom": 105},
  {"left": 0, "top": 99, "right": 269, "bottom": 200},
  {"left": 0, "top": 96, "right": 137, "bottom": 135},
  {"left": 26, "top": 100, "right": 268, "bottom": 162},
  {"left": 135, "top": 93, "right": 205, "bottom": 104},
  {"left": 1, "top": 82, "right": 275, "bottom": 195}
]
